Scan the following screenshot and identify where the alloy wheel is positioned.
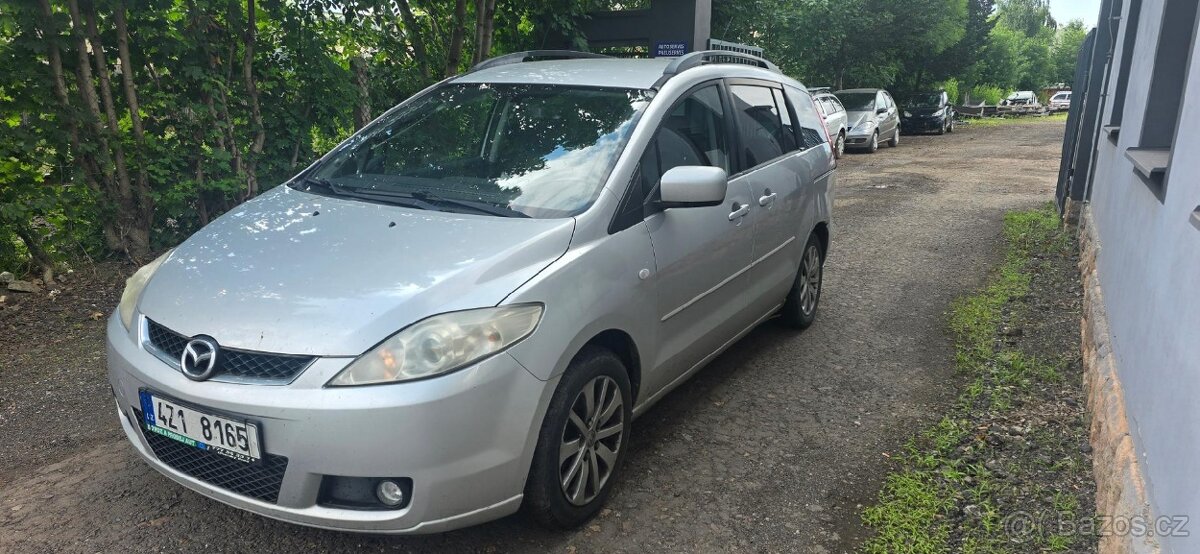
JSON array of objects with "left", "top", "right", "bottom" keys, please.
[
  {"left": 798, "top": 243, "right": 822, "bottom": 316},
  {"left": 559, "top": 375, "right": 624, "bottom": 506},
  {"left": 836, "top": 133, "right": 845, "bottom": 158}
]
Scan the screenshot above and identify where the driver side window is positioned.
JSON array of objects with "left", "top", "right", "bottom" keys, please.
[{"left": 636, "top": 85, "right": 730, "bottom": 205}]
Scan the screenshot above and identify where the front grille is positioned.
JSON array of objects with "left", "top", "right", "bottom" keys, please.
[
  {"left": 146, "top": 319, "right": 315, "bottom": 382},
  {"left": 136, "top": 409, "right": 288, "bottom": 503}
]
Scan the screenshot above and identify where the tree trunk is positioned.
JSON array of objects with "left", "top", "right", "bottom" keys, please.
[
  {"left": 445, "top": 0, "right": 467, "bottom": 76},
  {"left": 66, "top": 0, "right": 128, "bottom": 253},
  {"left": 395, "top": 0, "right": 430, "bottom": 78},
  {"left": 83, "top": 0, "right": 148, "bottom": 259},
  {"left": 113, "top": 1, "right": 154, "bottom": 226},
  {"left": 351, "top": 55, "right": 371, "bottom": 130},
  {"left": 241, "top": 0, "right": 265, "bottom": 199},
  {"left": 12, "top": 225, "right": 56, "bottom": 283},
  {"left": 471, "top": 0, "right": 497, "bottom": 65},
  {"left": 35, "top": 0, "right": 104, "bottom": 200}
]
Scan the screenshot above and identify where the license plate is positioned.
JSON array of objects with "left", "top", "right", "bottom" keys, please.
[{"left": 138, "top": 390, "right": 262, "bottom": 463}]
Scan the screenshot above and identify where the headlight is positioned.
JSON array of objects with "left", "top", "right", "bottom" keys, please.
[
  {"left": 118, "top": 249, "right": 172, "bottom": 330},
  {"left": 328, "top": 304, "right": 544, "bottom": 386},
  {"left": 903, "top": 111, "right": 912, "bottom": 118},
  {"left": 855, "top": 119, "right": 876, "bottom": 131}
]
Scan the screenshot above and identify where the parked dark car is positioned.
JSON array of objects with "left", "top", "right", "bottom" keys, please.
[{"left": 901, "top": 91, "right": 955, "bottom": 135}]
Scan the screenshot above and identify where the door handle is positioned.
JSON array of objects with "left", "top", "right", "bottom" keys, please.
[
  {"left": 728, "top": 202, "right": 750, "bottom": 221},
  {"left": 758, "top": 190, "right": 778, "bottom": 207}
]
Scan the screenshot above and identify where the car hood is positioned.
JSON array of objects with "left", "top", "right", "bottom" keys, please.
[
  {"left": 138, "top": 186, "right": 575, "bottom": 356},
  {"left": 846, "top": 110, "right": 876, "bottom": 129}
]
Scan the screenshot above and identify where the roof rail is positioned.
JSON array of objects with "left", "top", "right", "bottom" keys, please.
[
  {"left": 653, "top": 50, "right": 779, "bottom": 89},
  {"left": 468, "top": 50, "right": 611, "bottom": 73}
]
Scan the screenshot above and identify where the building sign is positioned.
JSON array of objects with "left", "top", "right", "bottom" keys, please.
[{"left": 654, "top": 41, "right": 689, "bottom": 57}]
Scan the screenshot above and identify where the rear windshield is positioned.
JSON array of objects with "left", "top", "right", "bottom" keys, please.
[
  {"left": 837, "top": 92, "right": 875, "bottom": 111},
  {"left": 304, "top": 84, "right": 651, "bottom": 218}
]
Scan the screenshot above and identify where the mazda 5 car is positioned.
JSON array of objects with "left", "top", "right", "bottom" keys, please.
[{"left": 107, "top": 50, "right": 835, "bottom": 534}]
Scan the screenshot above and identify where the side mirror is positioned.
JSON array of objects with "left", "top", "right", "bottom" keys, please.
[
  {"left": 658, "top": 166, "right": 727, "bottom": 208},
  {"left": 876, "top": 106, "right": 888, "bottom": 115}
]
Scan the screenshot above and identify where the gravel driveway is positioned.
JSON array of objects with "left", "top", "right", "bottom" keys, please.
[{"left": 0, "top": 120, "right": 1064, "bottom": 553}]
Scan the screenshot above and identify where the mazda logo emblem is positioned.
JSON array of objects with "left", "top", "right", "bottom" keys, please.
[{"left": 181, "top": 337, "right": 220, "bottom": 381}]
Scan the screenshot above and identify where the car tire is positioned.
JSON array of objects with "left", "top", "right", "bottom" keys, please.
[
  {"left": 779, "top": 233, "right": 824, "bottom": 330},
  {"left": 835, "top": 132, "right": 846, "bottom": 159},
  {"left": 888, "top": 127, "right": 900, "bottom": 147},
  {"left": 868, "top": 131, "right": 879, "bottom": 153},
  {"left": 937, "top": 120, "right": 946, "bottom": 135},
  {"left": 947, "top": 118, "right": 955, "bottom": 133},
  {"left": 525, "top": 346, "right": 632, "bottom": 530}
]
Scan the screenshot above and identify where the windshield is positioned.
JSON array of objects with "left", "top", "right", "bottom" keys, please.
[
  {"left": 908, "top": 93, "right": 942, "bottom": 108},
  {"left": 302, "top": 83, "right": 651, "bottom": 218},
  {"left": 837, "top": 92, "right": 876, "bottom": 111}
]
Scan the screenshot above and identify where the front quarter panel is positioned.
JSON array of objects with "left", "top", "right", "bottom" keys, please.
[{"left": 503, "top": 192, "right": 658, "bottom": 390}]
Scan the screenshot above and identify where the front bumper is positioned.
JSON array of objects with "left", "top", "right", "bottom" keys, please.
[
  {"left": 106, "top": 314, "right": 554, "bottom": 534},
  {"left": 901, "top": 117, "right": 945, "bottom": 133},
  {"left": 845, "top": 126, "right": 877, "bottom": 147}
]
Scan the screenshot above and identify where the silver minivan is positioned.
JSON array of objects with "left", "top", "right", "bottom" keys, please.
[{"left": 107, "top": 50, "right": 835, "bottom": 534}]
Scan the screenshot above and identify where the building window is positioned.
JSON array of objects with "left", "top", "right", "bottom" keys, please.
[
  {"left": 1106, "top": 0, "right": 1141, "bottom": 133},
  {"left": 1125, "top": 0, "right": 1199, "bottom": 201}
]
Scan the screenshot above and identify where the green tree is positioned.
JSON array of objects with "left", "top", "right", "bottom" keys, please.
[{"left": 1053, "top": 19, "right": 1089, "bottom": 86}]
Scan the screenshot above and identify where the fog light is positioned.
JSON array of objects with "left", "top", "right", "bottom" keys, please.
[{"left": 376, "top": 480, "right": 405, "bottom": 506}]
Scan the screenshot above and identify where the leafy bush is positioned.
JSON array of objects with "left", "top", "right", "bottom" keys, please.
[
  {"left": 941, "top": 79, "right": 960, "bottom": 105},
  {"left": 968, "top": 84, "right": 1010, "bottom": 106}
]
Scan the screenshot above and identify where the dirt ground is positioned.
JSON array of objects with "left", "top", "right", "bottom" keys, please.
[{"left": 0, "top": 119, "right": 1065, "bottom": 553}]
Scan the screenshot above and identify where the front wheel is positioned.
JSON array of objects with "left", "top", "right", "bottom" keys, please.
[
  {"left": 834, "top": 132, "right": 846, "bottom": 159},
  {"left": 525, "top": 347, "right": 632, "bottom": 529},
  {"left": 779, "top": 234, "right": 824, "bottom": 329},
  {"left": 947, "top": 118, "right": 955, "bottom": 133},
  {"left": 888, "top": 127, "right": 900, "bottom": 147},
  {"left": 868, "top": 131, "right": 879, "bottom": 153}
]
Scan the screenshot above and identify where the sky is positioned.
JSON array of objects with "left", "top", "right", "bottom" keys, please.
[{"left": 1048, "top": 0, "right": 1103, "bottom": 27}]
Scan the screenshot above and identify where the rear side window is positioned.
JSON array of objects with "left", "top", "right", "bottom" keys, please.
[
  {"left": 786, "top": 87, "right": 827, "bottom": 150},
  {"left": 729, "top": 84, "right": 788, "bottom": 168}
]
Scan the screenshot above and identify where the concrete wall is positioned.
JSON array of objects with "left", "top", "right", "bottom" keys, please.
[{"left": 1084, "top": 0, "right": 1200, "bottom": 550}]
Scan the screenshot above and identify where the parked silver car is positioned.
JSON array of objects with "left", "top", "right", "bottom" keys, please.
[
  {"left": 812, "top": 89, "right": 849, "bottom": 158},
  {"left": 1048, "top": 90, "right": 1072, "bottom": 111},
  {"left": 107, "top": 50, "right": 835, "bottom": 534},
  {"left": 835, "top": 88, "right": 900, "bottom": 153}
]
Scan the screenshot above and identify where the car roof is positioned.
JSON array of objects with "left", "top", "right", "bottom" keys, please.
[
  {"left": 454, "top": 57, "right": 806, "bottom": 91},
  {"left": 455, "top": 58, "right": 673, "bottom": 89}
]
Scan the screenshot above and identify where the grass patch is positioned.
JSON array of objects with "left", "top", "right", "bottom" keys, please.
[
  {"left": 965, "top": 112, "right": 1069, "bottom": 127},
  {"left": 859, "top": 203, "right": 1087, "bottom": 554}
]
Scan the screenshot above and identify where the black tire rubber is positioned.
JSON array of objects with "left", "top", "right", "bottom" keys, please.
[
  {"left": 868, "top": 131, "right": 879, "bottom": 153},
  {"left": 779, "top": 233, "right": 825, "bottom": 329},
  {"left": 947, "top": 118, "right": 955, "bottom": 133},
  {"left": 524, "top": 346, "right": 632, "bottom": 529},
  {"left": 937, "top": 120, "right": 946, "bottom": 135}
]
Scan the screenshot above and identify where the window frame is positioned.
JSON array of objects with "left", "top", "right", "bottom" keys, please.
[
  {"left": 608, "top": 79, "right": 738, "bottom": 233},
  {"left": 725, "top": 77, "right": 805, "bottom": 176}
]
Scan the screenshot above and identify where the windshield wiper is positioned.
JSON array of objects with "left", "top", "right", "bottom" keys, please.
[
  {"left": 295, "top": 177, "right": 528, "bottom": 218},
  {"left": 409, "top": 191, "right": 530, "bottom": 218},
  {"left": 296, "top": 176, "right": 436, "bottom": 211}
]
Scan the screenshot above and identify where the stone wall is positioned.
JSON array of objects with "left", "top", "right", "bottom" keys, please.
[{"left": 1078, "top": 207, "right": 1159, "bottom": 554}]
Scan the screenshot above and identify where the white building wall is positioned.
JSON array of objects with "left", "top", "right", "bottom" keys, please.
[{"left": 1087, "top": 0, "right": 1200, "bottom": 549}]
